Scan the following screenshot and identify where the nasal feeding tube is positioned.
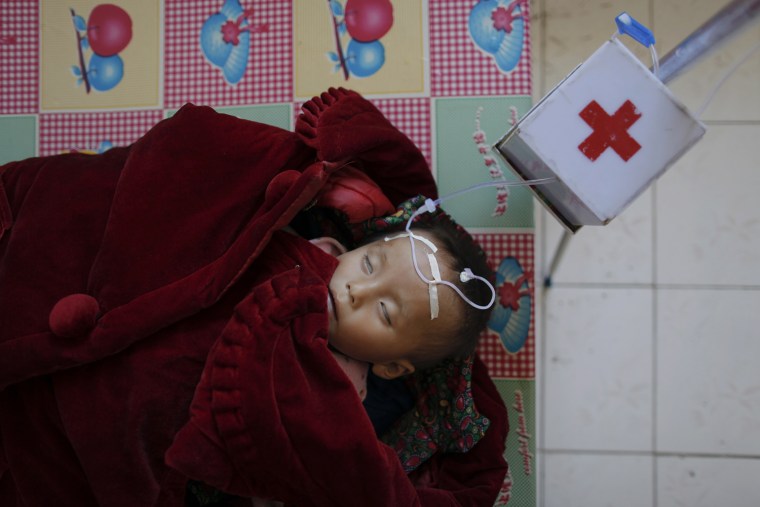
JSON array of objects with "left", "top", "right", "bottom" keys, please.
[{"left": 392, "top": 177, "right": 555, "bottom": 319}]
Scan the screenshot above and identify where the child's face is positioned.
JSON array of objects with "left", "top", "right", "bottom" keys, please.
[{"left": 327, "top": 230, "right": 461, "bottom": 379}]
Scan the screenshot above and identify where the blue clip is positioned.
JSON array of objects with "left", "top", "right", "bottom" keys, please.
[{"left": 615, "top": 12, "right": 655, "bottom": 47}]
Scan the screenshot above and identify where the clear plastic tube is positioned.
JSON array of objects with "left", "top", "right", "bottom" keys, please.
[
  {"left": 612, "top": 30, "right": 661, "bottom": 79},
  {"left": 649, "top": 44, "right": 660, "bottom": 79},
  {"left": 400, "top": 177, "right": 556, "bottom": 313},
  {"left": 430, "top": 177, "right": 556, "bottom": 209},
  {"left": 695, "top": 39, "right": 760, "bottom": 117}
]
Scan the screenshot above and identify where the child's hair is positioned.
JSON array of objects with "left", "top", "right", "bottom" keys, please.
[{"left": 404, "top": 216, "right": 494, "bottom": 370}]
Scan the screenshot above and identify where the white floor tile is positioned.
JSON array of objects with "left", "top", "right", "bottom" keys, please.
[
  {"left": 535, "top": 3, "right": 760, "bottom": 505},
  {"left": 541, "top": 188, "right": 653, "bottom": 285},
  {"left": 657, "top": 289, "right": 760, "bottom": 455},
  {"left": 658, "top": 455, "right": 760, "bottom": 507},
  {"left": 655, "top": 0, "right": 760, "bottom": 122},
  {"left": 531, "top": 0, "right": 546, "bottom": 98},
  {"left": 543, "top": 288, "right": 653, "bottom": 451},
  {"left": 543, "top": 0, "right": 651, "bottom": 92},
  {"left": 543, "top": 452, "right": 654, "bottom": 507},
  {"left": 536, "top": 0, "right": 658, "bottom": 286},
  {"left": 655, "top": 124, "right": 760, "bottom": 286}
]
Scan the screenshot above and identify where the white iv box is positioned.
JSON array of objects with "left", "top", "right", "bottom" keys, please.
[{"left": 495, "top": 37, "right": 706, "bottom": 231}]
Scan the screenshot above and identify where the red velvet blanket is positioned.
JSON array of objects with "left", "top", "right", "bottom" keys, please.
[{"left": 0, "top": 89, "right": 507, "bottom": 506}]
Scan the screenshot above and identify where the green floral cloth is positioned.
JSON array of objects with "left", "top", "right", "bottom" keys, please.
[
  {"left": 382, "top": 354, "right": 490, "bottom": 472},
  {"left": 353, "top": 194, "right": 426, "bottom": 240}
]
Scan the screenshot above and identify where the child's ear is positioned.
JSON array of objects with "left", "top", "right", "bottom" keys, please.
[{"left": 372, "top": 360, "right": 415, "bottom": 380}]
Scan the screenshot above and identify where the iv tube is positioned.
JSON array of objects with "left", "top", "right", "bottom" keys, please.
[
  {"left": 650, "top": 44, "right": 660, "bottom": 79},
  {"left": 402, "top": 177, "right": 556, "bottom": 312}
]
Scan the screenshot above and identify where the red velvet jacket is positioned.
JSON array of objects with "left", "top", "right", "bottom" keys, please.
[{"left": 0, "top": 88, "right": 507, "bottom": 506}]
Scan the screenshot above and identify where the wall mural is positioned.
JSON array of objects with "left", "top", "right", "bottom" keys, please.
[
  {"left": 468, "top": 0, "right": 526, "bottom": 73},
  {"left": 200, "top": 0, "right": 269, "bottom": 86},
  {"left": 69, "top": 4, "right": 134, "bottom": 93},
  {"left": 324, "top": 0, "right": 394, "bottom": 79}
]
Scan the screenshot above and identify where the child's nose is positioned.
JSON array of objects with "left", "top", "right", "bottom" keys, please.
[{"left": 347, "top": 280, "right": 374, "bottom": 305}]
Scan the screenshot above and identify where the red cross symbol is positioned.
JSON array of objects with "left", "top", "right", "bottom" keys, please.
[{"left": 578, "top": 100, "right": 642, "bottom": 162}]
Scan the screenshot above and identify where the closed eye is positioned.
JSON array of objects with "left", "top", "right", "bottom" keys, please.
[
  {"left": 363, "top": 254, "right": 373, "bottom": 274},
  {"left": 381, "top": 302, "right": 392, "bottom": 326}
]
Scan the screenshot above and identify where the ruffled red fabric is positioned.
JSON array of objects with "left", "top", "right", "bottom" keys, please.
[
  {"left": 296, "top": 87, "right": 438, "bottom": 206},
  {"left": 0, "top": 89, "right": 506, "bottom": 506},
  {"left": 165, "top": 234, "right": 419, "bottom": 505}
]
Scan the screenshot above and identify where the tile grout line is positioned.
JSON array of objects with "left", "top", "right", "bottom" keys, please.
[
  {"left": 538, "top": 448, "right": 760, "bottom": 460},
  {"left": 650, "top": 0, "right": 659, "bottom": 484},
  {"left": 543, "top": 282, "right": 760, "bottom": 291},
  {"left": 649, "top": 4, "right": 659, "bottom": 502},
  {"left": 536, "top": 1, "right": 547, "bottom": 505},
  {"left": 652, "top": 188, "right": 660, "bottom": 507}
]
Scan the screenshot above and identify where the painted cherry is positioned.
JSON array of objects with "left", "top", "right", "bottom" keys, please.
[
  {"left": 87, "top": 4, "right": 133, "bottom": 57},
  {"left": 344, "top": 0, "right": 393, "bottom": 42}
]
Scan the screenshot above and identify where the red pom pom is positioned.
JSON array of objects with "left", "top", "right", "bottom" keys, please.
[
  {"left": 317, "top": 166, "right": 394, "bottom": 223},
  {"left": 49, "top": 293, "right": 100, "bottom": 338}
]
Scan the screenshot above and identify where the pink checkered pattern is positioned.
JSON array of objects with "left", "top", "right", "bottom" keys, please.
[
  {"left": 370, "top": 97, "right": 432, "bottom": 169},
  {"left": 429, "top": 0, "right": 531, "bottom": 97},
  {"left": 164, "top": 0, "right": 292, "bottom": 108},
  {"left": 473, "top": 232, "right": 535, "bottom": 379},
  {"left": 0, "top": 1, "right": 39, "bottom": 114},
  {"left": 39, "top": 110, "right": 163, "bottom": 156}
]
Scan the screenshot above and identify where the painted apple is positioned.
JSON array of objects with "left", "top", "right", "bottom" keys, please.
[
  {"left": 87, "top": 4, "right": 133, "bottom": 57},
  {"left": 344, "top": 0, "right": 393, "bottom": 42},
  {"left": 345, "top": 39, "right": 385, "bottom": 77},
  {"left": 88, "top": 53, "right": 124, "bottom": 91}
]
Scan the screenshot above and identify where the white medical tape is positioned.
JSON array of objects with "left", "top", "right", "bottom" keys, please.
[
  {"left": 427, "top": 252, "right": 442, "bottom": 320},
  {"left": 385, "top": 232, "right": 437, "bottom": 253},
  {"left": 385, "top": 232, "right": 442, "bottom": 320}
]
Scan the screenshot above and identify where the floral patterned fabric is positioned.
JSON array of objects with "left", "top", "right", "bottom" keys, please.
[
  {"left": 381, "top": 355, "right": 490, "bottom": 472},
  {"left": 354, "top": 194, "right": 427, "bottom": 240}
]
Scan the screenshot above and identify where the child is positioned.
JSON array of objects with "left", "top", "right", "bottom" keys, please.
[
  {"left": 308, "top": 213, "right": 495, "bottom": 399},
  {"left": 188, "top": 211, "right": 496, "bottom": 506}
]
